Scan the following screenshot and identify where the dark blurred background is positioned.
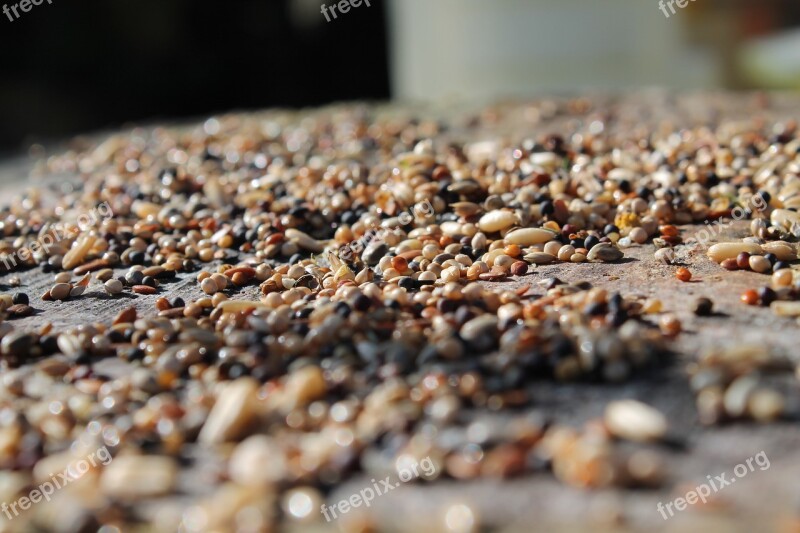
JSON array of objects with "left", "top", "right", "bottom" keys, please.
[
  {"left": 3, "top": 0, "right": 800, "bottom": 154},
  {"left": 0, "top": 0, "right": 390, "bottom": 153}
]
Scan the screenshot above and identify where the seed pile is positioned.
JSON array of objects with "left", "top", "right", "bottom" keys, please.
[{"left": 0, "top": 98, "right": 797, "bottom": 530}]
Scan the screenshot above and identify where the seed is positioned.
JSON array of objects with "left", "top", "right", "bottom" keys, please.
[
  {"left": 155, "top": 297, "right": 171, "bottom": 311},
  {"left": 736, "top": 252, "right": 750, "bottom": 269},
  {"left": 211, "top": 273, "right": 228, "bottom": 291},
  {"left": 771, "top": 301, "right": 800, "bottom": 316},
  {"left": 523, "top": 252, "right": 556, "bottom": 265},
  {"left": 557, "top": 245, "right": 575, "bottom": 261},
  {"left": 749, "top": 255, "right": 771, "bottom": 274},
  {"left": 510, "top": 261, "right": 528, "bottom": 276},
  {"left": 12, "top": 293, "right": 28, "bottom": 305},
  {"left": 586, "top": 243, "right": 624, "bottom": 262},
  {"left": 285, "top": 228, "right": 325, "bottom": 253},
  {"left": 757, "top": 287, "right": 777, "bottom": 306},
  {"left": 694, "top": 297, "right": 713, "bottom": 316},
  {"left": 654, "top": 248, "right": 675, "bottom": 264},
  {"left": 707, "top": 242, "right": 762, "bottom": 263},
  {"left": 392, "top": 256, "right": 408, "bottom": 271},
  {"left": 720, "top": 258, "right": 738, "bottom": 271},
  {"left": 104, "top": 279, "right": 123, "bottom": 294},
  {"left": 201, "top": 278, "right": 218, "bottom": 295},
  {"left": 629, "top": 227, "right": 647, "bottom": 244},
  {"left": 770, "top": 208, "right": 800, "bottom": 231},
  {"left": 740, "top": 289, "right": 759, "bottom": 306},
  {"left": 69, "top": 285, "right": 86, "bottom": 297},
  {"left": 114, "top": 306, "right": 137, "bottom": 325},
  {"left": 132, "top": 285, "right": 157, "bottom": 295},
  {"left": 54, "top": 272, "right": 72, "bottom": 284},
  {"left": 7, "top": 304, "right": 33, "bottom": 318},
  {"left": 747, "top": 389, "right": 784, "bottom": 422},
  {"left": 605, "top": 400, "right": 668, "bottom": 443},
  {"left": 49, "top": 283, "right": 72, "bottom": 301},
  {"left": 761, "top": 241, "right": 796, "bottom": 261},
  {"left": 478, "top": 210, "right": 517, "bottom": 233},
  {"left": 62, "top": 234, "right": 97, "bottom": 270},
  {"left": 772, "top": 269, "right": 794, "bottom": 287},
  {"left": 675, "top": 267, "right": 692, "bottom": 282}
]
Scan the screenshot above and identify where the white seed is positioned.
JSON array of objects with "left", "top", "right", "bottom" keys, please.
[
  {"left": 760, "top": 241, "right": 796, "bottom": 261},
  {"left": 504, "top": 227, "right": 556, "bottom": 246},
  {"left": 201, "top": 278, "right": 218, "bottom": 295},
  {"left": 770, "top": 208, "right": 800, "bottom": 230},
  {"left": 771, "top": 301, "right": 800, "bottom": 317},
  {"left": 748, "top": 255, "right": 771, "bottom": 273},
  {"left": 543, "top": 240, "right": 562, "bottom": 256},
  {"left": 104, "top": 279, "right": 123, "bottom": 294},
  {"left": 557, "top": 245, "right": 575, "bottom": 261},
  {"left": 707, "top": 242, "right": 762, "bottom": 263},
  {"left": 524, "top": 252, "right": 556, "bottom": 265},
  {"left": 629, "top": 227, "right": 648, "bottom": 244},
  {"left": 285, "top": 228, "right": 325, "bottom": 253},
  {"left": 478, "top": 210, "right": 516, "bottom": 233},
  {"left": 605, "top": 400, "right": 668, "bottom": 443}
]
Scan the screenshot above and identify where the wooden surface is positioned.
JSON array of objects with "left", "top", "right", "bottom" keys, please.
[{"left": 2, "top": 94, "right": 800, "bottom": 532}]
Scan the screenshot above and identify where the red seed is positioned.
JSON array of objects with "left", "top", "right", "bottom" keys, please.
[
  {"left": 740, "top": 289, "right": 758, "bottom": 306},
  {"left": 132, "top": 285, "right": 157, "bottom": 295},
  {"left": 676, "top": 267, "right": 692, "bottom": 282}
]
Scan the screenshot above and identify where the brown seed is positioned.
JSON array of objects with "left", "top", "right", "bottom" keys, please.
[
  {"left": 7, "top": 304, "right": 33, "bottom": 318},
  {"left": 736, "top": 252, "right": 751, "bottom": 269},
  {"left": 720, "top": 258, "right": 739, "bottom": 271},
  {"left": 675, "top": 267, "right": 692, "bottom": 282},
  {"left": 155, "top": 297, "right": 171, "bottom": 311},
  {"left": 114, "top": 306, "right": 137, "bottom": 325},
  {"left": 158, "top": 308, "right": 186, "bottom": 318},
  {"left": 142, "top": 266, "right": 166, "bottom": 278},
  {"left": 510, "top": 261, "right": 528, "bottom": 276},
  {"left": 391, "top": 256, "right": 408, "bottom": 271},
  {"left": 73, "top": 258, "right": 108, "bottom": 275},
  {"left": 184, "top": 304, "right": 203, "bottom": 318},
  {"left": 231, "top": 272, "right": 248, "bottom": 286},
  {"left": 223, "top": 266, "right": 256, "bottom": 280},
  {"left": 132, "top": 285, "right": 157, "bottom": 295}
]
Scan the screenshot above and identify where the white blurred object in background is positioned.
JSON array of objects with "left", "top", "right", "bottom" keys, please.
[{"left": 387, "top": 0, "right": 719, "bottom": 101}]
